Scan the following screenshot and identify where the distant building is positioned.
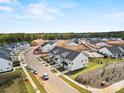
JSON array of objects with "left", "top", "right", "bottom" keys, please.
[
  {"left": 95, "top": 42, "right": 110, "bottom": 47},
  {"left": 84, "top": 51, "right": 104, "bottom": 58},
  {"left": 87, "top": 39, "right": 109, "bottom": 47},
  {"left": 99, "top": 46, "right": 124, "bottom": 58},
  {"left": 66, "top": 41, "right": 79, "bottom": 47},
  {"left": 39, "top": 42, "right": 55, "bottom": 53}
]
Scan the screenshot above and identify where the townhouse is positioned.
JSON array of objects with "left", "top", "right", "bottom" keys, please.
[
  {"left": 50, "top": 46, "right": 88, "bottom": 71},
  {"left": 99, "top": 46, "right": 124, "bottom": 58},
  {"left": 0, "top": 42, "right": 30, "bottom": 73},
  {"left": 39, "top": 42, "right": 55, "bottom": 53},
  {"left": 87, "top": 39, "right": 110, "bottom": 47},
  {"left": 66, "top": 41, "right": 79, "bottom": 47}
]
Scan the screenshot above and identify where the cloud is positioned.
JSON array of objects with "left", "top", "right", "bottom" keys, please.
[
  {"left": 52, "top": 0, "right": 78, "bottom": 9},
  {"left": 0, "top": 6, "right": 13, "bottom": 12},
  {"left": 0, "top": 0, "right": 16, "bottom": 3},
  {"left": 0, "top": 1, "right": 76, "bottom": 21},
  {"left": 27, "top": 3, "right": 61, "bottom": 21},
  {"left": 107, "top": 11, "right": 124, "bottom": 18}
]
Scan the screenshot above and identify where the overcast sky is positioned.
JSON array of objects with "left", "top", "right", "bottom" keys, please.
[{"left": 0, "top": 0, "right": 124, "bottom": 33}]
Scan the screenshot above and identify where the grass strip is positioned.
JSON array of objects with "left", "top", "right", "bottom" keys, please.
[{"left": 59, "top": 75, "right": 91, "bottom": 93}]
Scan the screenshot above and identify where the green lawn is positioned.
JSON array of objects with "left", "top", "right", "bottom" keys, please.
[
  {"left": 26, "top": 67, "right": 47, "bottom": 93},
  {"left": 17, "top": 68, "right": 35, "bottom": 93},
  {"left": 68, "top": 63, "right": 104, "bottom": 80},
  {"left": 116, "top": 88, "right": 124, "bottom": 93},
  {"left": 89, "top": 58, "right": 124, "bottom": 64},
  {"left": 59, "top": 75, "right": 91, "bottom": 93},
  {"left": 0, "top": 68, "right": 35, "bottom": 93}
]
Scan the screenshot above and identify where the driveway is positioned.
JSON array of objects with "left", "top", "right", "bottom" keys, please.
[{"left": 24, "top": 47, "right": 79, "bottom": 93}]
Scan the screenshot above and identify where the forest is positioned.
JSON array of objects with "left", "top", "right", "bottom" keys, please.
[{"left": 0, "top": 31, "right": 124, "bottom": 44}]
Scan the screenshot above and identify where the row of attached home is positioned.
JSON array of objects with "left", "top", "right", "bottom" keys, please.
[
  {"left": 49, "top": 46, "right": 88, "bottom": 71},
  {"left": 99, "top": 46, "right": 124, "bottom": 58},
  {"left": 39, "top": 42, "right": 55, "bottom": 53},
  {"left": 0, "top": 42, "right": 30, "bottom": 73}
]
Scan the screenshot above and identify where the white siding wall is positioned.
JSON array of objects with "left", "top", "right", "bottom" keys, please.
[
  {"left": 67, "top": 42, "right": 78, "bottom": 46},
  {"left": 0, "top": 58, "right": 13, "bottom": 72},
  {"left": 96, "top": 42, "right": 108, "bottom": 46},
  {"left": 68, "top": 53, "right": 88, "bottom": 71},
  {"left": 99, "top": 47, "right": 112, "bottom": 56}
]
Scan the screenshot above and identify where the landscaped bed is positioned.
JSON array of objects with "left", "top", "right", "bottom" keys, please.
[
  {"left": 89, "top": 58, "right": 124, "bottom": 64},
  {"left": 39, "top": 55, "right": 55, "bottom": 65},
  {"left": 0, "top": 68, "right": 35, "bottom": 93}
]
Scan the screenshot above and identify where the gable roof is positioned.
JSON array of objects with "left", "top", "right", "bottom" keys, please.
[
  {"left": 60, "top": 49, "right": 72, "bottom": 58},
  {"left": 41, "top": 42, "right": 49, "bottom": 47},
  {"left": 41, "top": 41, "right": 55, "bottom": 47},
  {"left": 7, "top": 43, "right": 17, "bottom": 48},
  {"left": 48, "top": 41, "right": 56, "bottom": 45},
  {"left": 0, "top": 51, "right": 10, "bottom": 60},
  {"left": 106, "top": 46, "right": 124, "bottom": 54},
  {"left": 119, "top": 46, "right": 124, "bottom": 52},
  {"left": 88, "top": 39, "right": 101, "bottom": 44},
  {"left": 50, "top": 46, "right": 64, "bottom": 55},
  {"left": 50, "top": 46, "right": 81, "bottom": 61},
  {"left": 0, "top": 47, "right": 11, "bottom": 54},
  {"left": 71, "top": 38, "right": 79, "bottom": 44},
  {"left": 119, "top": 46, "right": 124, "bottom": 50},
  {"left": 65, "top": 51, "right": 80, "bottom": 61}
]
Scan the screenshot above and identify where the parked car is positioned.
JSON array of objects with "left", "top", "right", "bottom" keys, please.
[
  {"left": 42, "top": 72, "right": 49, "bottom": 80},
  {"left": 25, "top": 77, "right": 29, "bottom": 81},
  {"left": 33, "top": 69, "right": 38, "bottom": 74},
  {"left": 28, "top": 65, "right": 33, "bottom": 70}
]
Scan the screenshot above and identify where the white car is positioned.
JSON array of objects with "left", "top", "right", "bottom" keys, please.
[
  {"left": 42, "top": 72, "right": 49, "bottom": 80},
  {"left": 33, "top": 69, "right": 38, "bottom": 74},
  {"left": 28, "top": 65, "right": 33, "bottom": 70}
]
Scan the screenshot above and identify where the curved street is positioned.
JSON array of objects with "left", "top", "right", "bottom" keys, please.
[{"left": 24, "top": 47, "right": 79, "bottom": 93}]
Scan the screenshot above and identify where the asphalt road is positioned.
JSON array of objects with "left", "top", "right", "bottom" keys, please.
[{"left": 24, "top": 47, "right": 79, "bottom": 93}]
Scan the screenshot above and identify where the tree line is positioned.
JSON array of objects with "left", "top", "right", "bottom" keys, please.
[{"left": 0, "top": 31, "right": 124, "bottom": 44}]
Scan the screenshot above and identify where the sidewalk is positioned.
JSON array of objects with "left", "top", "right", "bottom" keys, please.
[{"left": 19, "top": 50, "right": 41, "bottom": 93}]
